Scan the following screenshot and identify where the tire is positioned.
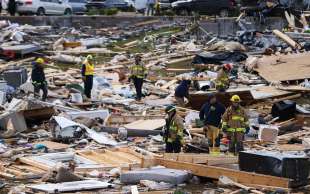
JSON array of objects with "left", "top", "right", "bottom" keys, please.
[
  {"left": 37, "top": 7, "right": 45, "bottom": 16},
  {"left": 64, "top": 9, "right": 72, "bottom": 15},
  {"left": 219, "top": 9, "right": 229, "bottom": 17}
]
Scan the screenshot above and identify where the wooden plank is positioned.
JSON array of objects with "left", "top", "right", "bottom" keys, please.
[
  {"left": 273, "top": 30, "right": 301, "bottom": 49},
  {"left": 277, "top": 85, "right": 310, "bottom": 92},
  {"left": 155, "top": 158, "right": 291, "bottom": 188},
  {"left": 166, "top": 56, "right": 194, "bottom": 66},
  {"left": 163, "top": 153, "right": 238, "bottom": 165},
  {"left": 18, "top": 157, "right": 50, "bottom": 171},
  {"left": 77, "top": 148, "right": 145, "bottom": 168}
]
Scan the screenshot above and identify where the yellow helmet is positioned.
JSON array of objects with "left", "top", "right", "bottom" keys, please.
[
  {"left": 36, "top": 58, "right": 45, "bottom": 64},
  {"left": 86, "top": 55, "right": 93, "bottom": 60},
  {"left": 231, "top": 95, "right": 241, "bottom": 102}
]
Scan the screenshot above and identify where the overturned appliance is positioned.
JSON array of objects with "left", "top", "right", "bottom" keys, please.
[
  {"left": 50, "top": 116, "right": 84, "bottom": 143},
  {"left": 239, "top": 150, "right": 310, "bottom": 186}
]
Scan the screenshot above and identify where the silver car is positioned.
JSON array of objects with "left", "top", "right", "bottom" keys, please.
[
  {"left": 67, "top": 0, "right": 87, "bottom": 14},
  {"left": 17, "top": 0, "right": 73, "bottom": 15}
]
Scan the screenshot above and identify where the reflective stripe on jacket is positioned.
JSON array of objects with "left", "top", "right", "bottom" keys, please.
[
  {"left": 215, "top": 69, "right": 229, "bottom": 89},
  {"left": 167, "top": 114, "right": 184, "bottom": 143},
  {"left": 130, "top": 64, "right": 147, "bottom": 79},
  {"left": 222, "top": 106, "right": 249, "bottom": 133}
]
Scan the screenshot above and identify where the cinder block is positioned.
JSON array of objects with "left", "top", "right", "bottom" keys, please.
[{"left": 120, "top": 168, "right": 190, "bottom": 185}]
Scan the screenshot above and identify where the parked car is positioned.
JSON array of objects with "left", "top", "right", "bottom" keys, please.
[
  {"left": 159, "top": 0, "right": 177, "bottom": 10},
  {"left": 86, "top": 0, "right": 131, "bottom": 11},
  {"left": 171, "top": 0, "right": 236, "bottom": 17},
  {"left": 85, "top": 0, "right": 105, "bottom": 10},
  {"left": 17, "top": 0, "right": 73, "bottom": 15},
  {"left": 66, "top": 0, "right": 87, "bottom": 14}
]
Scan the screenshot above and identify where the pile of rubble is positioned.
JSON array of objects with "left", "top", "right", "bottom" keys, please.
[{"left": 0, "top": 16, "right": 309, "bottom": 194}]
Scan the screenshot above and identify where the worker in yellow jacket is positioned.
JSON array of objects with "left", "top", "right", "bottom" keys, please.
[
  {"left": 163, "top": 105, "right": 184, "bottom": 153},
  {"left": 215, "top": 63, "right": 233, "bottom": 92},
  {"left": 81, "top": 55, "right": 95, "bottom": 98},
  {"left": 129, "top": 54, "right": 147, "bottom": 101},
  {"left": 222, "top": 95, "right": 249, "bottom": 155}
]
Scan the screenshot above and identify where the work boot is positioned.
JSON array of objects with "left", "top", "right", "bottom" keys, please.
[{"left": 210, "top": 147, "right": 220, "bottom": 156}]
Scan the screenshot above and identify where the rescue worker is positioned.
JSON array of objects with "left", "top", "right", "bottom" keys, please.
[
  {"left": 222, "top": 95, "right": 249, "bottom": 155},
  {"left": 129, "top": 54, "right": 147, "bottom": 101},
  {"left": 174, "top": 80, "right": 191, "bottom": 107},
  {"left": 81, "top": 55, "right": 95, "bottom": 99},
  {"left": 163, "top": 105, "right": 184, "bottom": 153},
  {"left": 215, "top": 63, "right": 233, "bottom": 92},
  {"left": 146, "top": 0, "right": 156, "bottom": 16},
  {"left": 199, "top": 94, "right": 226, "bottom": 154},
  {"left": 8, "top": 0, "right": 16, "bottom": 16},
  {"left": 31, "top": 57, "right": 48, "bottom": 101}
]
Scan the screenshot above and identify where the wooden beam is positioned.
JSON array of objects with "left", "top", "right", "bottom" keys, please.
[
  {"left": 155, "top": 158, "right": 291, "bottom": 188},
  {"left": 163, "top": 153, "right": 238, "bottom": 165},
  {"left": 273, "top": 30, "right": 301, "bottom": 49}
]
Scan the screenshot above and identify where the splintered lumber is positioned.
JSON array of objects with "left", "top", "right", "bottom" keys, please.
[
  {"left": 277, "top": 86, "right": 310, "bottom": 92},
  {"left": 161, "top": 80, "right": 178, "bottom": 90},
  {"left": 166, "top": 56, "right": 194, "bottom": 66},
  {"left": 163, "top": 153, "right": 238, "bottom": 165},
  {"left": 155, "top": 158, "right": 291, "bottom": 188},
  {"left": 0, "top": 57, "right": 35, "bottom": 71},
  {"left": 148, "top": 76, "right": 211, "bottom": 81},
  {"left": 166, "top": 68, "right": 194, "bottom": 72},
  {"left": 271, "top": 94, "right": 302, "bottom": 103},
  {"left": 273, "top": 30, "right": 301, "bottom": 49}
]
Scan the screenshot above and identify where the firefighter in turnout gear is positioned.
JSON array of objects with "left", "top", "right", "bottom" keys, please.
[
  {"left": 164, "top": 105, "right": 184, "bottom": 153},
  {"left": 31, "top": 57, "right": 48, "bottom": 101},
  {"left": 215, "top": 63, "right": 233, "bottom": 92},
  {"left": 222, "top": 95, "right": 249, "bottom": 155},
  {"left": 81, "top": 55, "right": 95, "bottom": 98},
  {"left": 130, "top": 54, "right": 147, "bottom": 101}
]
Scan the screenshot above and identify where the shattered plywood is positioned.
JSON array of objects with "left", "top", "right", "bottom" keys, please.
[
  {"left": 255, "top": 53, "right": 310, "bottom": 82},
  {"left": 124, "top": 119, "right": 165, "bottom": 130}
]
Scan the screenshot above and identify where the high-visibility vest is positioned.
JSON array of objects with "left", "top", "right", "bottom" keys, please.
[
  {"left": 130, "top": 64, "right": 147, "bottom": 79},
  {"left": 167, "top": 120, "right": 184, "bottom": 143},
  {"left": 216, "top": 71, "right": 229, "bottom": 89},
  {"left": 84, "top": 61, "right": 94, "bottom": 76}
]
